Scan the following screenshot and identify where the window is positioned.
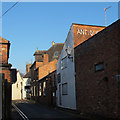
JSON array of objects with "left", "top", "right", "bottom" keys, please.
[
  {"left": 62, "top": 83, "right": 68, "bottom": 95},
  {"left": 57, "top": 73, "right": 61, "bottom": 83},
  {"left": 39, "top": 83, "right": 42, "bottom": 96},
  {"left": 43, "top": 82, "right": 46, "bottom": 96},
  {"left": 34, "top": 86, "right": 36, "bottom": 96},
  {"left": 54, "top": 51, "right": 59, "bottom": 57},
  {"left": 16, "top": 83, "right": 18, "bottom": 88},
  {"left": 36, "top": 85, "right": 38, "bottom": 96},
  {"left": 95, "top": 62, "right": 104, "bottom": 72},
  {"left": 31, "top": 87, "right": 33, "bottom": 96},
  {"left": 61, "top": 57, "right": 67, "bottom": 69}
]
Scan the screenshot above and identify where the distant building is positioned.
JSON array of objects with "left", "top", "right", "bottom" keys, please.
[
  {"left": 30, "top": 42, "right": 64, "bottom": 105},
  {"left": 23, "top": 71, "right": 31, "bottom": 99},
  {"left": 56, "top": 23, "right": 105, "bottom": 110},
  {"left": 12, "top": 70, "right": 23, "bottom": 100}
]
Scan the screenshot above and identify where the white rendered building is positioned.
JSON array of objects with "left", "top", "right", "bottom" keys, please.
[
  {"left": 12, "top": 70, "right": 24, "bottom": 100},
  {"left": 56, "top": 23, "right": 105, "bottom": 110}
]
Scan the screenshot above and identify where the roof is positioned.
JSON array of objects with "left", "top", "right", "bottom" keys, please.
[
  {"left": 24, "top": 72, "right": 31, "bottom": 78},
  {"left": 0, "top": 36, "right": 10, "bottom": 59},
  {"left": 33, "top": 42, "right": 64, "bottom": 62},
  {"left": 39, "top": 70, "right": 56, "bottom": 81},
  {"left": 0, "top": 36, "right": 10, "bottom": 44},
  {"left": 47, "top": 43, "right": 64, "bottom": 62},
  {"left": 74, "top": 19, "right": 120, "bottom": 50},
  {"left": 72, "top": 23, "right": 105, "bottom": 28},
  {"left": 33, "top": 50, "right": 47, "bottom": 56}
]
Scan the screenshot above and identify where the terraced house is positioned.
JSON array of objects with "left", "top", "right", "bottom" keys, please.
[
  {"left": 30, "top": 42, "right": 64, "bottom": 106},
  {"left": 56, "top": 19, "right": 120, "bottom": 119},
  {"left": 56, "top": 23, "right": 105, "bottom": 110}
]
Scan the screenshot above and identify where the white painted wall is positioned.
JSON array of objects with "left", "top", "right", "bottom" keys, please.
[
  {"left": 12, "top": 71, "right": 23, "bottom": 100},
  {"left": 22, "top": 78, "right": 27, "bottom": 99},
  {"left": 56, "top": 26, "right": 76, "bottom": 110},
  {"left": 23, "top": 78, "right": 31, "bottom": 99}
]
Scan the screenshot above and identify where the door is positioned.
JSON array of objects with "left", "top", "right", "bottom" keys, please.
[{"left": 59, "top": 84, "right": 62, "bottom": 105}]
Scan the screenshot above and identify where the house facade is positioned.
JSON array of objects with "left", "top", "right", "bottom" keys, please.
[
  {"left": 23, "top": 77, "right": 31, "bottom": 99},
  {"left": 30, "top": 42, "right": 64, "bottom": 105},
  {"left": 56, "top": 24, "right": 105, "bottom": 110},
  {"left": 12, "top": 70, "right": 23, "bottom": 100},
  {"left": 23, "top": 63, "right": 32, "bottom": 99},
  {"left": 0, "top": 37, "right": 17, "bottom": 119},
  {"left": 74, "top": 19, "right": 120, "bottom": 118}
]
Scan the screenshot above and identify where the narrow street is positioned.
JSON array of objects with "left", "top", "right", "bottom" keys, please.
[{"left": 11, "top": 100, "right": 84, "bottom": 120}]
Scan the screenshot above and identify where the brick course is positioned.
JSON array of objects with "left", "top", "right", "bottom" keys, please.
[
  {"left": 73, "top": 24, "right": 105, "bottom": 48},
  {"left": 30, "top": 43, "right": 64, "bottom": 106},
  {"left": 74, "top": 19, "right": 120, "bottom": 118}
]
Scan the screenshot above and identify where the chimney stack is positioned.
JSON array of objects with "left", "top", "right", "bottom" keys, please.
[
  {"left": 43, "top": 54, "right": 48, "bottom": 64},
  {"left": 52, "top": 41, "right": 55, "bottom": 46}
]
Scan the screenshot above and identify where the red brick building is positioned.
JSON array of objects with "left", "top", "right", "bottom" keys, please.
[
  {"left": 56, "top": 23, "right": 105, "bottom": 110},
  {"left": 74, "top": 19, "right": 120, "bottom": 118},
  {"left": 30, "top": 42, "right": 64, "bottom": 106},
  {"left": 32, "top": 70, "right": 57, "bottom": 106},
  {"left": 0, "top": 37, "right": 12, "bottom": 82},
  {"left": 0, "top": 37, "right": 16, "bottom": 119}
]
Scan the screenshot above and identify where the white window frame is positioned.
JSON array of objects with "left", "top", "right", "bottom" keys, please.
[{"left": 61, "top": 56, "right": 67, "bottom": 70}]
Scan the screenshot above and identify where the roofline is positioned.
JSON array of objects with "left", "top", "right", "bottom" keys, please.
[
  {"left": 47, "top": 43, "right": 64, "bottom": 51},
  {"left": 63, "top": 23, "right": 105, "bottom": 46},
  {"left": 33, "top": 50, "right": 47, "bottom": 56},
  {"left": 38, "top": 70, "right": 56, "bottom": 81},
  {"left": 37, "top": 59, "right": 57, "bottom": 69},
  {"left": 0, "top": 37, "right": 10, "bottom": 43},
  {"left": 74, "top": 19, "right": 120, "bottom": 50},
  {"left": 30, "top": 61, "right": 36, "bottom": 69},
  {"left": 72, "top": 23, "right": 106, "bottom": 28},
  {"left": 33, "top": 43, "right": 64, "bottom": 56}
]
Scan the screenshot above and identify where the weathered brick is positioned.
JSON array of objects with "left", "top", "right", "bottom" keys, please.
[{"left": 74, "top": 19, "right": 120, "bottom": 118}]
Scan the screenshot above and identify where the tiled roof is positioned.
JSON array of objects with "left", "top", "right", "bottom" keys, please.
[
  {"left": 33, "top": 50, "right": 47, "bottom": 56},
  {"left": 0, "top": 36, "right": 10, "bottom": 43},
  {"left": 24, "top": 72, "right": 31, "bottom": 78}
]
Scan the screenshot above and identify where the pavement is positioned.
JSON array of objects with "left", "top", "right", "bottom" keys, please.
[{"left": 11, "top": 99, "right": 88, "bottom": 120}]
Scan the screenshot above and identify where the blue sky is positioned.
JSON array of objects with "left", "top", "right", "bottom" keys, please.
[{"left": 2, "top": 2, "right": 118, "bottom": 74}]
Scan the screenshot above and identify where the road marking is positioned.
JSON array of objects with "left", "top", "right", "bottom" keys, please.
[{"left": 12, "top": 103, "right": 29, "bottom": 120}]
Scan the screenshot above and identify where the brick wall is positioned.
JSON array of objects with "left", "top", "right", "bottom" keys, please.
[
  {"left": 0, "top": 37, "right": 10, "bottom": 64},
  {"left": 73, "top": 24, "right": 105, "bottom": 48},
  {"left": 43, "top": 54, "right": 48, "bottom": 64},
  {"left": 0, "top": 69, "right": 11, "bottom": 83},
  {"left": 74, "top": 19, "right": 120, "bottom": 118},
  {"left": 0, "top": 45, "right": 8, "bottom": 64},
  {"left": 26, "top": 64, "right": 32, "bottom": 74},
  {"left": 32, "top": 71, "right": 57, "bottom": 106},
  {"left": 38, "top": 59, "right": 57, "bottom": 80},
  {"left": 30, "top": 62, "right": 43, "bottom": 81},
  {"left": 0, "top": 37, "right": 12, "bottom": 119}
]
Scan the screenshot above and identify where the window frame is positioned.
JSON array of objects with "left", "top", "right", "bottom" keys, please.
[
  {"left": 61, "top": 56, "right": 67, "bottom": 70},
  {"left": 54, "top": 51, "right": 59, "bottom": 57},
  {"left": 57, "top": 73, "right": 61, "bottom": 83},
  {"left": 62, "top": 83, "right": 68, "bottom": 95},
  {"left": 95, "top": 62, "right": 104, "bottom": 72}
]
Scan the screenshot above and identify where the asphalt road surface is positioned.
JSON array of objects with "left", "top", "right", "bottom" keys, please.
[{"left": 11, "top": 100, "right": 85, "bottom": 120}]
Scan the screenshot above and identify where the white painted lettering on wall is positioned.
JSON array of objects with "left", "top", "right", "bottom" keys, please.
[{"left": 77, "top": 29, "right": 99, "bottom": 36}]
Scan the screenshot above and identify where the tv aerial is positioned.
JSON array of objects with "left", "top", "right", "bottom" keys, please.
[{"left": 104, "top": 6, "right": 112, "bottom": 26}]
